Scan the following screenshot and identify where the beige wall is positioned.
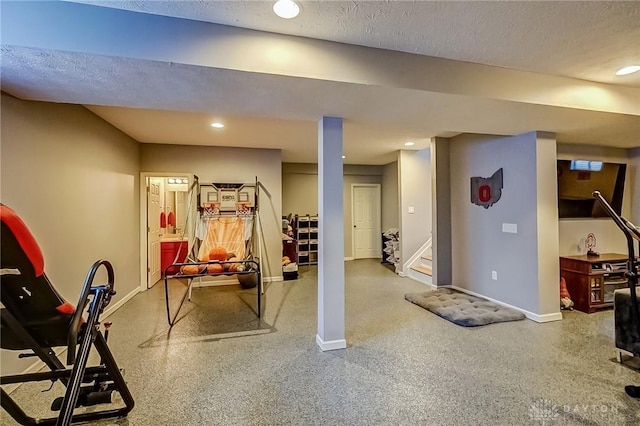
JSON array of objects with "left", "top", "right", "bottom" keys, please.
[
  {"left": 1, "top": 94, "right": 140, "bottom": 376},
  {"left": 556, "top": 144, "right": 635, "bottom": 256},
  {"left": 536, "top": 133, "right": 562, "bottom": 317},
  {"left": 629, "top": 147, "right": 640, "bottom": 226},
  {"left": 140, "top": 144, "right": 282, "bottom": 279},
  {"left": 282, "top": 163, "right": 318, "bottom": 216},
  {"left": 282, "top": 163, "right": 383, "bottom": 258},
  {"left": 398, "top": 149, "right": 432, "bottom": 271},
  {"left": 381, "top": 161, "right": 399, "bottom": 231}
]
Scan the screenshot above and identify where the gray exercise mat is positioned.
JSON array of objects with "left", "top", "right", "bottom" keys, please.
[{"left": 405, "top": 288, "right": 525, "bottom": 327}]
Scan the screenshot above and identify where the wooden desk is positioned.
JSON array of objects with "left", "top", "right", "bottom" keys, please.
[{"left": 560, "top": 253, "right": 630, "bottom": 313}]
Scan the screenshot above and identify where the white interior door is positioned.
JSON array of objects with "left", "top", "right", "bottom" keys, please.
[
  {"left": 353, "top": 185, "right": 381, "bottom": 259},
  {"left": 147, "top": 177, "right": 162, "bottom": 287}
]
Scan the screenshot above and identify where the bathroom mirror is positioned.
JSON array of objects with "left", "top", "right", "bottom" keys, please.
[{"left": 163, "top": 178, "right": 189, "bottom": 236}]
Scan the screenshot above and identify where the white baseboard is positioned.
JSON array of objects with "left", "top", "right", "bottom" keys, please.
[
  {"left": 344, "top": 257, "right": 354, "bottom": 261},
  {"left": 4, "top": 286, "right": 141, "bottom": 394},
  {"left": 264, "top": 276, "right": 283, "bottom": 283},
  {"left": 102, "top": 287, "right": 140, "bottom": 319},
  {"left": 446, "top": 285, "right": 563, "bottom": 323},
  {"left": 528, "top": 312, "right": 564, "bottom": 323},
  {"left": 316, "top": 335, "right": 347, "bottom": 351},
  {"left": 406, "top": 268, "right": 434, "bottom": 287}
]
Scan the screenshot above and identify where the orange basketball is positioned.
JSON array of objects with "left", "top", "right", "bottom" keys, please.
[
  {"left": 207, "top": 263, "right": 224, "bottom": 274},
  {"left": 199, "top": 253, "right": 209, "bottom": 262},
  {"left": 209, "top": 247, "right": 228, "bottom": 262},
  {"left": 180, "top": 264, "right": 200, "bottom": 275}
]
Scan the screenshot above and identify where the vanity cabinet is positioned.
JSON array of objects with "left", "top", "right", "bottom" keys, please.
[{"left": 161, "top": 240, "right": 187, "bottom": 277}]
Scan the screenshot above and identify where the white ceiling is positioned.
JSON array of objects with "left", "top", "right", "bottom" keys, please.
[{"left": 2, "top": 1, "right": 639, "bottom": 164}]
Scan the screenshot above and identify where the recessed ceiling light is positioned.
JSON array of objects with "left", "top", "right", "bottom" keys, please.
[
  {"left": 404, "top": 141, "right": 415, "bottom": 146},
  {"left": 211, "top": 122, "right": 224, "bottom": 128},
  {"left": 615, "top": 65, "right": 640, "bottom": 76},
  {"left": 273, "top": 0, "right": 300, "bottom": 19}
]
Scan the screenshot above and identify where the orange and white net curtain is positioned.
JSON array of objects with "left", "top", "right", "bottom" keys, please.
[{"left": 196, "top": 216, "right": 254, "bottom": 261}]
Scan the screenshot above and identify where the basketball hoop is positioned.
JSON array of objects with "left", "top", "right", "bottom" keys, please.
[
  {"left": 236, "top": 202, "right": 251, "bottom": 216},
  {"left": 202, "top": 202, "right": 220, "bottom": 218}
]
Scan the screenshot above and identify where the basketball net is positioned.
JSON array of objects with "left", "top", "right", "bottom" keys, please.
[{"left": 202, "top": 202, "right": 220, "bottom": 218}]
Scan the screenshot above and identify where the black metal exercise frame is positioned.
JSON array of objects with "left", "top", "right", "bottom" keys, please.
[
  {"left": 593, "top": 191, "right": 640, "bottom": 396},
  {"left": 0, "top": 260, "right": 135, "bottom": 426},
  {"left": 164, "top": 259, "right": 262, "bottom": 326}
]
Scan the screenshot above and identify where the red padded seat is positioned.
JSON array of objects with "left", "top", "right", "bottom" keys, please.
[{"left": 1, "top": 204, "right": 75, "bottom": 349}]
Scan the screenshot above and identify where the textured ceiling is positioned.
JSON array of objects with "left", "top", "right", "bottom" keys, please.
[
  {"left": 67, "top": 0, "right": 640, "bottom": 86},
  {"left": 2, "top": 1, "right": 639, "bottom": 164}
]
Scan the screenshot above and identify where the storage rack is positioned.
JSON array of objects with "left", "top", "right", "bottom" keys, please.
[
  {"left": 381, "top": 229, "right": 400, "bottom": 268},
  {"left": 294, "top": 214, "right": 318, "bottom": 265}
]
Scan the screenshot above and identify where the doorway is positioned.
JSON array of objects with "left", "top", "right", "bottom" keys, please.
[
  {"left": 351, "top": 184, "right": 381, "bottom": 259},
  {"left": 139, "top": 172, "right": 191, "bottom": 291},
  {"left": 147, "top": 177, "right": 162, "bottom": 287}
]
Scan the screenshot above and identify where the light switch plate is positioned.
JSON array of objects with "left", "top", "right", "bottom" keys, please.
[
  {"left": 502, "top": 223, "right": 518, "bottom": 233},
  {"left": 408, "top": 206, "right": 415, "bottom": 214}
]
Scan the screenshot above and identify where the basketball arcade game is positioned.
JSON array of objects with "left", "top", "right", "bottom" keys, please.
[
  {"left": 593, "top": 191, "right": 640, "bottom": 398},
  {"left": 163, "top": 178, "right": 264, "bottom": 326}
]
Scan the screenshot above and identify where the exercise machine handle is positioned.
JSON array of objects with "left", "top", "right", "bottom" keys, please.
[
  {"left": 67, "top": 260, "right": 115, "bottom": 365},
  {"left": 593, "top": 191, "right": 639, "bottom": 329}
]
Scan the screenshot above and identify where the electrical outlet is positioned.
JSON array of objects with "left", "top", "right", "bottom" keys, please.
[{"left": 491, "top": 271, "right": 498, "bottom": 280}]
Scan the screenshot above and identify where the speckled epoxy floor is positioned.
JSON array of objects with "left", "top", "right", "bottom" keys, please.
[{"left": 2, "top": 259, "right": 639, "bottom": 425}]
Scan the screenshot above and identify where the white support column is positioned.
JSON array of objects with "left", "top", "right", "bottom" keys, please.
[{"left": 316, "top": 116, "right": 347, "bottom": 351}]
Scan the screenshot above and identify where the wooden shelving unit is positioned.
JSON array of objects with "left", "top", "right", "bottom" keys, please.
[{"left": 560, "top": 253, "right": 630, "bottom": 313}]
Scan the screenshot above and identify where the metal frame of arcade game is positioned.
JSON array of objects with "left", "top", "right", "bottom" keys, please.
[{"left": 163, "top": 178, "right": 263, "bottom": 326}]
